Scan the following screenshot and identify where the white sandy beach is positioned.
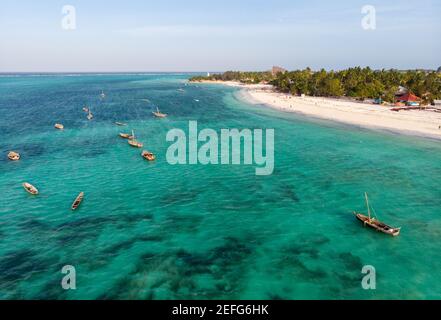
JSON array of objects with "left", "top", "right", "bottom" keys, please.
[{"left": 193, "top": 80, "right": 441, "bottom": 140}]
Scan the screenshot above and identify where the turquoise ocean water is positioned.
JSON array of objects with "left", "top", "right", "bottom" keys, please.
[{"left": 0, "top": 73, "right": 440, "bottom": 299}]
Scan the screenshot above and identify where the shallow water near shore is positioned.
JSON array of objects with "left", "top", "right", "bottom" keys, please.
[{"left": 1, "top": 74, "right": 441, "bottom": 299}]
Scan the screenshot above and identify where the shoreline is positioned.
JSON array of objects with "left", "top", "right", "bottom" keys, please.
[{"left": 192, "top": 80, "right": 441, "bottom": 141}]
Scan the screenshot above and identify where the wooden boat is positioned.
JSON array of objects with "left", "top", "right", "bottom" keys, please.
[
  {"left": 128, "top": 139, "right": 143, "bottom": 148},
  {"left": 8, "top": 151, "right": 20, "bottom": 161},
  {"left": 71, "top": 192, "right": 84, "bottom": 210},
  {"left": 115, "top": 122, "right": 127, "bottom": 126},
  {"left": 119, "top": 133, "right": 133, "bottom": 139},
  {"left": 353, "top": 193, "right": 401, "bottom": 236},
  {"left": 54, "top": 123, "right": 64, "bottom": 130},
  {"left": 23, "top": 182, "right": 39, "bottom": 195},
  {"left": 152, "top": 107, "right": 167, "bottom": 118},
  {"left": 128, "top": 130, "right": 143, "bottom": 148},
  {"left": 141, "top": 150, "right": 156, "bottom": 161}
]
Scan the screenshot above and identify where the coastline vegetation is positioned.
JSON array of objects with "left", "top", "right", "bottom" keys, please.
[
  {"left": 191, "top": 71, "right": 274, "bottom": 84},
  {"left": 190, "top": 67, "right": 441, "bottom": 104}
]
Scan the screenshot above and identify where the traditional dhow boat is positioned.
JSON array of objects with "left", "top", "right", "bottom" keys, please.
[
  {"left": 141, "top": 150, "right": 156, "bottom": 161},
  {"left": 152, "top": 107, "right": 167, "bottom": 118},
  {"left": 8, "top": 151, "right": 20, "bottom": 161},
  {"left": 71, "top": 192, "right": 84, "bottom": 210},
  {"left": 119, "top": 133, "right": 133, "bottom": 139},
  {"left": 353, "top": 193, "right": 401, "bottom": 236},
  {"left": 54, "top": 123, "right": 64, "bottom": 130},
  {"left": 128, "top": 130, "right": 143, "bottom": 148},
  {"left": 23, "top": 182, "right": 39, "bottom": 195}
]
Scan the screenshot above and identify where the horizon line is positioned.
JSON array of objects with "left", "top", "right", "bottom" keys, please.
[{"left": 0, "top": 67, "right": 439, "bottom": 74}]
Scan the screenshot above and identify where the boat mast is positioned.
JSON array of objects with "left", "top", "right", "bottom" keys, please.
[{"left": 365, "top": 192, "right": 371, "bottom": 220}]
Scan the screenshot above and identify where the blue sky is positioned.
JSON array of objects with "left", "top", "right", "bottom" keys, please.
[{"left": 0, "top": 0, "right": 440, "bottom": 72}]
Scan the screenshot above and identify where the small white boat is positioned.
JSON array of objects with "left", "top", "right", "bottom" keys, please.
[
  {"left": 115, "top": 122, "right": 127, "bottom": 126},
  {"left": 100, "top": 91, "right": 106, "bottom": 99},
  {"left": 8, "top": 151, "right": 20, "bottom": 161},
  {"left": 54, "top": 123, "right": 64, "bottom": 130},
  {"left": 87, "top": 110, "right": 93, "bottom": 120},
  {"left": 152, "top": 107, "right": 167, "bottom": 118},
  {"left": 23, "top": 182, "right": 39, "bottom": 195}
]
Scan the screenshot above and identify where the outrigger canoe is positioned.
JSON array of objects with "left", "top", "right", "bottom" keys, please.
[
  {"left": 128, "top": 139, "right": 143, "bottom": 148},
  {"left": 71, "top": 192, "right": 84, "bottom": 211},
  {"left": 8, "top": 151, "right": 20, "bottom": 161},
  {"left": 152, "top": 107, "right": 167, "bottom": 118},
  {"left": 127, "top": 130, "right": 143, "bottom": 148},
  {"left": 354, "top": 212, "right": 401, "bottom": 236},
  {"left": 141, "top": 150, "right": 156, "bottom": 161},
  {"left": 353, "top": 193, "right": 401, "bottom": 237},
  {"left": 23, "top": 182, "right": 39, "bottom": 195},
  {"left": 119, "top": 133, "right": 133, "bottom": 139}
]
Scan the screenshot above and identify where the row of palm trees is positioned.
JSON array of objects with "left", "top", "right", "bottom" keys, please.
[{"left": 191, "top": 67, "right": 441, "bottom": 104}]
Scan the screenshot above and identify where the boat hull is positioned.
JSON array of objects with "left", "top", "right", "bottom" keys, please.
[
  {"left": 128, "top": 140, "right": 143, "bottom": 148},
  {"left": 8, "top": 152, "right": 20, "bottom": 161},
  {"left": 354, "top": 212, "right": 400, "bottom": 236},
  {"left": 142, "top": 151, "right": 156, "bottom": 161},
  {"left": 152, "top": 112, "right": 167, "bottom": 118},
  {"left": 119, "top": 133, "right": 133, "bottom": 139},
  {"left": 71, "top": 192, "right": 84, "bottom": 210},
  {"left": 23, "top": 183, "right": 38, "bottom": 195}
]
